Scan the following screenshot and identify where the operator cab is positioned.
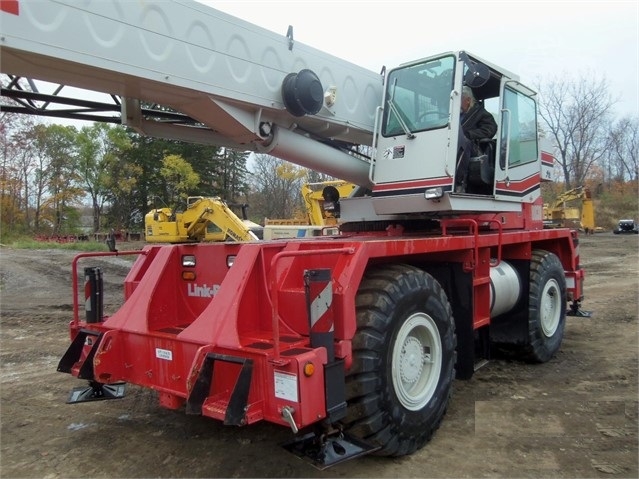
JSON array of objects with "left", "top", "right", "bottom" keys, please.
[{"left": 364, "top": 51, "right": 544, "bottom": 218}]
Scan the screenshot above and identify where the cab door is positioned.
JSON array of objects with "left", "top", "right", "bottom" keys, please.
[{"left": 494, "top": 82, "right": 542, "bottom": 203}]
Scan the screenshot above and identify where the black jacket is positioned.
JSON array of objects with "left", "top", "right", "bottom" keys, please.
[{"left": 461, "top": 103, "right": 497, "bottom": 141}]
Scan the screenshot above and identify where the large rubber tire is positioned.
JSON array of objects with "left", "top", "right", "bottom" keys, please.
[
  {"left": 342, "top": 264, "right": 456, "bottom": 456},
  {"left": 524, "top": 250, "right": 567, "bottom": 363}
]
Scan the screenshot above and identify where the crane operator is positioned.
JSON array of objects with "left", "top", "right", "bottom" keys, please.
[{"left": 455, "top": 85, "right": 498, "bottom": 192}]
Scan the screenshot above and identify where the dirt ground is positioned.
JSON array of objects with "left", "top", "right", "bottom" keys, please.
[{"left": 0, "top": 233, "right": 637, "bottom": 478}]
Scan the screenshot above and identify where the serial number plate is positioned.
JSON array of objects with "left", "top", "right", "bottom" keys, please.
[
  {"left": 274, "top": 371, "right": 298, "bottom": 402},
  {"left": 155, "top": 348, "right": 173, "bottom": 361}
]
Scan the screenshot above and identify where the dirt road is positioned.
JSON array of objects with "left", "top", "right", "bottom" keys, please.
[{"left": 0, "top": 234, "right": 637, "bottom": 478}]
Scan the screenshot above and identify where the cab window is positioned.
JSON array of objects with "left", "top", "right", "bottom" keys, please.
[
  {"left": 500, "top": 87, "right": 538, "bottom": 168},
  {"left": 382, "top": 55, "right": 455, "bottom": 137}
]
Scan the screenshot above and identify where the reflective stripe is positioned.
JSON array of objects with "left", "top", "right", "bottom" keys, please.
[{"left": 310, "top": 282, "right": 334, "bottom": 333}]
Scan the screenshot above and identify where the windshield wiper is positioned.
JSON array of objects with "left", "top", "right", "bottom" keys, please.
[{"left": 387, "top": 79, "right": 415, "bottom": 139}]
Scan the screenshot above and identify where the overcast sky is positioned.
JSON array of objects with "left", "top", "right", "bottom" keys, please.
[{"left": 207, "top": 0, "right": 639, "bottom": 118}]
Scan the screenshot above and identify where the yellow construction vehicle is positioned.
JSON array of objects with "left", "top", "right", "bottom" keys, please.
[
  {"left": 302, "top": 180, "right": 358, "bottom": 226},
  {"left": 543, "top": 186, "right": 595, "bottom": 232},
  {"left": 263, "top": 180, "right": 357, "bottom": 239},
  {"left": 145, "top": 196, "right": 260, "bottom": 243}
]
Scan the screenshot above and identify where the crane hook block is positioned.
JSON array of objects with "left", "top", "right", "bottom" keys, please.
[{"left": 281, "top": 69, "right": 323, "bottom": 117}]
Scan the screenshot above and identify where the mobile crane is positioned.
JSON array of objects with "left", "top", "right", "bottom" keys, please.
[
  {"left": 1, "top": 0, "right": 588, "bottom": 469},
  {"left": 145, "top": 196, "right": 260, "bottom": 243}
]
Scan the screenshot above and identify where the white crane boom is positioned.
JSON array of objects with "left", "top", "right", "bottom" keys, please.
[{"left": 0, "top": 0, "right": 381, "bottom": 186}]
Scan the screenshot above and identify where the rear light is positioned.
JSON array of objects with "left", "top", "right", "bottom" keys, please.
[
  {"left": 182, "top": 271, "right": 196, "bottom": 281},
  {"left": 303, "top": 362, "right": 315, "bottom": 377},
  {"left": 182, "top": 255, "right": 196, "bottom": 267}
]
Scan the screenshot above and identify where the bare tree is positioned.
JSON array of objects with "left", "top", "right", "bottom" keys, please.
[
  {"left": 607, "top": 116, "right": 639, "bottom": 183},
  {"left": 248, "top": 154, "right": 305, "bottom": 221},
  {"left": 11, "top": 117, "right": 39, "bottom": 228},
  {"left": 30, "top": 124, "right": 52, "bottom": 232},
  {"left": 537, "top": 73, "right": 615, "bottom": 188}
]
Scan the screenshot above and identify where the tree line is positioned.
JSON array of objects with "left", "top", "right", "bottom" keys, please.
[
  {"left": 0, "top": 113, "right": 331, "bottom": 240},
  {"left": 0, "top": 115, "right": 244, "bottom": 238}
]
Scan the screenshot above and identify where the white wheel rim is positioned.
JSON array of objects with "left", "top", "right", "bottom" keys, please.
[
  {"left": 391, "top": 312, "right": 442, "bottom": 411},
  {"left": 540, "top": 278, "right": 561, "bottom": 337}
]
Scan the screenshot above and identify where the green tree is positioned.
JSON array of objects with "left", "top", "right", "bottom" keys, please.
[
  {"left": 124, "top": 133, "right": 170, "bottom": 218},
  {"left": 160, "top": 154, "right": 200, "bottom": 207},
  {"left": 77, "top": 123, "right": 132, "bottom": 232},
  {"left": 122, "top": 133, "right": 224, "bottom": 223},
  {"left": 0, "top": 114, "right": 25, "bottom": 236},
  {"left": 172, "top": 142, "right": 221, "bottom": 196},
  {"left": 103, "top": 154, "right": 142, "bottom": 231},
  {"left": 212, "top": 148, "right": 251, "bottom": 201},
  {"left": 40, "top": 124, "right": 84, "bottom": 235}
]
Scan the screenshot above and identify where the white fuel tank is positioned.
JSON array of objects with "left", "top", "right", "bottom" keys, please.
[{"left": 489, "top": 261, "right": 522, "bottom": 318}]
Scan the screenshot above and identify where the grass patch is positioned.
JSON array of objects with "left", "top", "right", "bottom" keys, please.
[{"left": 4, "top": 238, "right": 110, "bottom": 252}]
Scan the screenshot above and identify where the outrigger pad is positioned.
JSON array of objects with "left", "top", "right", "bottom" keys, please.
[
  {"left": 567, "top": 302, "right": 593, "bottom": 318},
  {"left": 567, "top": 308, "right": 593, "bottom": 318},
  {"left": 282, "top": 431, "right": 378, "bottom": 470},
  {"left": 67, "top": 381, "right": 126, "bottom": 404}
]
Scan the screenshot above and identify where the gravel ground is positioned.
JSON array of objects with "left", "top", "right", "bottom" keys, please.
[{"left": 0, "top": 234, "right": 637, "bottom": 478}]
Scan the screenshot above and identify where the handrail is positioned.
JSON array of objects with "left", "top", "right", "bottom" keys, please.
[
  {"left": 369, "top": 105, "right": 382, "bottom": 184},
  {"left": 485, "top": 219, "right": 504, "bottom": 265},
  {"left": 441, "top": 218, "right": 504, "bottom": 268},
  {"left": 268, "top": 247, "right": 355, "bottom": 359},
  {"left": 500, "top": 108, "right": 511, "bottom": 181}
]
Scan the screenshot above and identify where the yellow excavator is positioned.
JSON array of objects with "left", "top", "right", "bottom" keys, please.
[
  {"left": 543, "top": 186, "right": 596, "bottom": 232},
  {"left": 263, "top": 180, "right": 357, "bottom": 239},
  {"left": 302, "top": 180, "right": 358, "bottom": 226},
  {"left": 145, "top": 196, "right": 261, "bottom": 243}
]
